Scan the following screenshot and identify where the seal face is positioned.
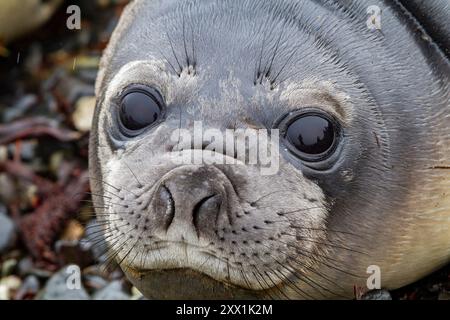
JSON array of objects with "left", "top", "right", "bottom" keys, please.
[{"left": 90, "top": 0, "right": 450, "bottom": 299}]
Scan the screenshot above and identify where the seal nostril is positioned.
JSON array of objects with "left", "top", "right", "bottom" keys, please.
[
  {"left": 159, "top": 185, "right": 175, "bottom": 231},
  {"left": 192, "top": 194, "right": 222, "bottom": 237},
  {"left": 201, "top": 141, "right": 210, "bottom": 150}
]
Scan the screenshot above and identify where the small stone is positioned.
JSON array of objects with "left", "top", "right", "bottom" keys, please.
[
  {"left": 361, "top": 289, "right": 392, "bottom": 300},
  {"left": 14, "top": 275, "right": 40, "bottom": 300},
  {"left": 438, "top": 290, "right": 450, "bottom": 300},
  {"left": 72, "top": 96, "right": 96, "bottom": 132},
  {"left": 7, "top": 140, "right": 38, "bottom": 161},
  {"left": 0, "top": 286, "right": 8, "bottom": 300},
  {"left": 17, "top": 257, "right": 34, "bottom": 277},
  {"left": 0, "top": 205, "right": 16, "bottom": 254},
  {"left": 70, "top": 55, "right": 100, "bottom": 71},
  {"left": 1, "top": 259, "right": 17, "bottom": 277},
  {"left": 61, "top": 220, "right": 85, "bottom": 241},
  {"left": 40, "top": 265, "right": 90, "bottom": 300},
  {"left": 53, "top": 75, "right": 94, "bottom": 107},
  {"left": 49, "top": 152, "right": 67, "bottom": 178},
  {"left": 131, "top": 286, "right": 144, "bottom": 300},
  {"left": 3, "top": 95, "right": 38, "bottom": 122},
  {"left": 55, "top": 240, "right": 94, "bottom": 269},
  {"left": 0, "top": 276, "right": 22, "bottom": 300},
  {"left": 0, "top": 146, "right": 7, "bottom": 162},
  {"left": 84, "top": 275, "right": 109, "bottom": 291},
  {"left": 17, "top": 257, "right": 52, "bottom": 279},
  {"left": 83, "top": 220, "right": 108, "bottom": 263},
  {"left": 0, "top": 175, "right": 15, "bottom": 204},
  {"left": 93, "top": 281, "right": 131, "bottom": 300},
  {"left": 428, "top": 284, "right": 441, "bottom": 293},
  {"left": 25, "top": 184, "right": 39, "bottom": 208}
]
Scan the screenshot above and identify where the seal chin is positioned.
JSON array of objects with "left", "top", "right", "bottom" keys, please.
[
  {"left": 124, "top": 267, "right": 268, "bottom": 300},
  {"left": 119, "top": 241, "right": 282, "bottom": 299}
]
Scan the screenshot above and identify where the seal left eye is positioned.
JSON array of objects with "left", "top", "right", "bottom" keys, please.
[
  {"left": 278, "top": 110, "right": 341, "bottom": 163},
  {"left": 286, "top": 115, "right": 335, "bottom": 156},
  {"left": 119, "top": 87, "right": 163, "bottom": 134}
]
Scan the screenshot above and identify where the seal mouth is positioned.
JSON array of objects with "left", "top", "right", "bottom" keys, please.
[
  {"left": 116, "top": 237, "right": 289, "bottom": 299},
  {"left": 118, "top": 240, "right": 281, "bottom": 293},
  {"left": 123, "top": 266, "right": 269, "bottom": 300}
]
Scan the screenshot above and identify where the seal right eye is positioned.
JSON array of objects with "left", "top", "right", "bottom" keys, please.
[{"left": 119, "top": 86, "right": 164, "bottom": 135}]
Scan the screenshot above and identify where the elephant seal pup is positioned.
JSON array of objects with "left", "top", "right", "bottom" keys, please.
[{"left": 90, "top": 0, "right": 450, "bottom": 299}]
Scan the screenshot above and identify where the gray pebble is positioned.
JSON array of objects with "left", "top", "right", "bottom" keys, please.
[
  {"left": 40, "top": 265, "right": 90, "bottom": 300},
  {"left": 93, "top": 281, "right": 130, "bottom": 300},
  {"left": 7, "top": 140, "right": 37, "bottom": 161},
  {"left": 438, "top": 291, "right": 450, "bottom": 300},
  {"left": 55, "top": 239, "right": 94, "bottom": 268},
  {"left": 15, "top": 275, "right": 40, "bottom": 300},
  {"left": 84, "top": 274, "right": 109, "bottom": 291},
  {"left": 361, "top": 289, "right": 392, "bottom": 300},
  {"left": 82, "top": 220, "right": 108, "bottom": 263},
  {"left": 17, "top": 257, "right": 53, "bottom": 279},
  {"left": 0, "top": 204, "right": 16, "bottom": 254},
  {"left": 3, "top": 95, "right": 37, "bottom": 122}
]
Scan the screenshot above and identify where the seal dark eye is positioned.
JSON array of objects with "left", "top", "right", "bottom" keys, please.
[
  {"left": 279, "top": 110, "right": 341, "bottom": 162},
  {"left": 119, "top": 86, "right": 164, "bottom": 135},
  {"left": 287, "top": 115, "right": 334, "bottom": 154}
]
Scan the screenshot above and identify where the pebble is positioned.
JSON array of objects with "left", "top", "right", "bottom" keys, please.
[
  {"left": 0, "top": 175, "right": 16, "bottom": 204},
  {"left": 84, "top": 274, "right": 109, "bottom": 291},
  {"left": 93, "top": 281, "right": 131, "bottom": 300},
  {"left": 0, "top": 286, "right": 7, "bottom": 300},
  {"left": 2, "top": 94, "right": 37, "bottom": 122},
  {"left": 0, "top": 276, "right": 22, "bottom": 300},
  {"left": 438, "top": 291, "right": 450, "bottom": 300},
  {"left": 0, "top": 146, "right": 7, "bottom": 162},
  {"left": 131, "top": 286, "right": 144, "bottom": 300},
  {"left": 83, "top": 220, "right": 108, "bottom": 263},
  {"left": 40, "top": 265, "right": 90, "bottom": 300},
  {"left": 0, "top": 175, "right": 15, "bottom": 204},
  {"left": 0, "top": 0, "right": 61, "bottom": 42},
  {"left": 55, "top": 240, "right": 95, "bottom": 270},
  {"left": 61, "top": 220, "right": 85, "bottom": 241},
  {"left": 17, "top": 257, "right": 52, "bottom": 279},
  {"left": 361, "top": 289, "right": 392, "bottom": 300},
  {"left": 7, "top": 140, "right": 38, "bottom": 161},
  {"left": 0, "top": 205, "right": 16, "bottom": 254},
  {"left": 72, "top": 96, "right": 96, "bottom": 132},
  {"left": 1, "top": 259, "right": 17, "bottom": 277},
  {"left": 53, "top": 75, "right": 94, "bottom": 107},
  {"left": 14, "top": 275, "right": 40, "bottom": 300},
  {"left": 17, "top": 257, "right": 34, "bottom": 277}
]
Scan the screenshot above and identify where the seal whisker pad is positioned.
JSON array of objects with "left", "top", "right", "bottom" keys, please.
[{"left": 90, "top": 0, "right": 450, "bottom": 299}]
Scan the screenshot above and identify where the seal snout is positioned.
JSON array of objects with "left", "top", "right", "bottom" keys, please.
[{"left": 151, "top": 165, "right": 229, "bottom": 240}]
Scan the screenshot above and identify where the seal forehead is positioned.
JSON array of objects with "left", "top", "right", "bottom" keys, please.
[{"left": 98, "top": 0, "right": 354, "bottom": 91}]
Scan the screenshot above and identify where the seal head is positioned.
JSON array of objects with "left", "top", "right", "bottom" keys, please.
[{"left": 91, "top": 0, "right": 450, "bottom": 299}]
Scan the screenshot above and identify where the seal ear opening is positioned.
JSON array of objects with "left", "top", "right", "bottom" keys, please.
[{"left": 397, "top": 0, "right": 450, "bottom": 60}]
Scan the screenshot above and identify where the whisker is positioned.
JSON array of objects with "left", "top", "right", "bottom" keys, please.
[
  {"left": 165, "top": 30, "right": 183, "bottom": 75},
  {"left": 157, "top": 48, "right": 181, "bottom": 77},
  {"left": 81, "top": 199, "right": 130, "bottom": 208},
  {"left": 123, "top": 161, "right": 143, "bottom": 188},
  {"left": 267, "top": 217, "right": 360, "bottom": 237},
  {"left": 89, "top": 176, "right": 139, "bottom": 198},
  {"left": 86, "top": 191, "right": 124, "bottom": 201},
  {"left": 250, "top": 189, "right": 300, "bottom": 206},
  {"left": 272, "top": 263, "right": 314, "bottom": 299}
]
